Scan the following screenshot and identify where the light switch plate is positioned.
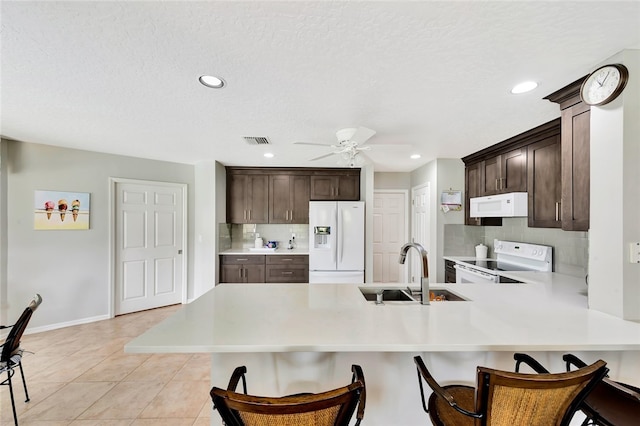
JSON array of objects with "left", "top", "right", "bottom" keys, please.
[{"left": 631, "top": 242, "right": 640, "bottom": 263}]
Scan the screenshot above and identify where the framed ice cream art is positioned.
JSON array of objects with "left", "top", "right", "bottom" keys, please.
[{"left": 34, "top": 190, "right": 90, "bottom": 230}]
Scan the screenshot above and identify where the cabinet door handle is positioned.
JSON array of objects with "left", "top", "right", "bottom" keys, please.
[
  {"left": 237, "top": 258, "right": 248, "bottom": 261},
  {"left": 281, "top": 258, "right": 292, "bottom": 262},
  {"left": 282, "top": 271, "right": 293, "bottom": 275},
  {"left": 556, "top": 202, "right": 561, "bottom": 221},
  {"left": 500, "top": 177, "right": 504, "bottom": 190},
  {"left": 238, "top": 268, "right": 243, "bottom": 279},
  {"left": 495, "top": 179, "right": 499, "bottom": 191},
  {"left": 248, "top": 209, "right": 251, "bottom": 221}
]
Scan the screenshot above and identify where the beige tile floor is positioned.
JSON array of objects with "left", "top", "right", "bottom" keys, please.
[{"left": 1, "top": 305, "right": 213, "bottom": 426}]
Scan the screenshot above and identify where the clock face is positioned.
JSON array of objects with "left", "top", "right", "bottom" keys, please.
[{"left": 580, "top": 64, "right": 629, "bottom": 106}]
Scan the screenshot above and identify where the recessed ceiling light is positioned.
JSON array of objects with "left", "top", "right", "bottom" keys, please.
[
  {"left": 511, "top": 81, "right": 538, "bottom": 94},
  {"left": 199, "top": 75, "right": 225, "bottom": 89},
  {"left": 263, "top": 153, "right": 274, "bottom": 158},
  {"left": 410, "top": 154, "right": 421, "bottom": 159}
]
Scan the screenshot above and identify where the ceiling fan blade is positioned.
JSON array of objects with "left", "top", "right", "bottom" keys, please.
[
  {"left": 350, "top": 127, "right": 376, "bottom": 145},
  {"left": 357, "top": 151, "right": 374, "bottom": 165},
  {"left": 366, "top": 143, "right": 413, "bottom": 148},
  {"left": 294, "top": 142, "right": 334, "bottom": 147},
  {"left": 309, "top": 152, "right": 337, "bottom": 161}
]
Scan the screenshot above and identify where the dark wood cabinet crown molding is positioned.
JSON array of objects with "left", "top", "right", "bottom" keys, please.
[
  {"left": 462, "top": 118, "right": 561, "bottom": 166},
  {"left": 543, "top": 75, "right": 588, "bottom": 110},
  {"left": 226, "top": 167, "right": 360, "bottom": 176}
]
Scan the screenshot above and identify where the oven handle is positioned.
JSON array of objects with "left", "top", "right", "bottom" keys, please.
[{"left": 454, "top": 264, "right": 497, "bottom": 280}]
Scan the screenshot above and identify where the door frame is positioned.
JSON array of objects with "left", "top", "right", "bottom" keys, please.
[
  {"left": 108, "top": 177, "right": 188, "bottom": 318},
  {"left": 410, "top": 182, "right": 430, "bottom": 284},
  {"left": 373, "top": 189, "right": 410, "bottom": 283}
]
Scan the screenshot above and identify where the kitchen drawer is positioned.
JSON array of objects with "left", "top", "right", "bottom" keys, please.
[
  {"left": 221, "top": 255, "right": 266, "bottom": 265},
  {"left": 266, "top": 255, "right": 309, "bottom": 265},
  {"left": 265, "top": 265, "right": 308, "bottom": 283}
]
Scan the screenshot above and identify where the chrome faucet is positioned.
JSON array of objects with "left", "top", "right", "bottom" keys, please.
[{"left": 399, "top": 242, "right": 429, "bottom": 305}]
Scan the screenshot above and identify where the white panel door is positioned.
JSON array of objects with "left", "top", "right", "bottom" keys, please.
[
  {"left": 410, "top": 184, "right": 430, "bottom": 284},
  {"left": 115, "top": 181, "right": 185, "bottom": 315},
  {"left": 337, "top": 202, "right": 365, "bottom": 271},
  {"left": 372, "top": 192, "right": 407, "bottom": 283}
]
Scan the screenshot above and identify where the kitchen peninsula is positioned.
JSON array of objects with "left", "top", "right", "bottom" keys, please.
[{"left": 126, "top": 277, "right": 640, "bottom": 425}]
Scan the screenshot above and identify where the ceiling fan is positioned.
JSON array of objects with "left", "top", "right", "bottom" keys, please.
[{"left": 294, "top": 127, "right": 377, "bottom": 167}]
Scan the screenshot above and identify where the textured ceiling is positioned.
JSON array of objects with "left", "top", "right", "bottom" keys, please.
[{"left": 1, "top": 1, "right": 639, "bottom": 172}]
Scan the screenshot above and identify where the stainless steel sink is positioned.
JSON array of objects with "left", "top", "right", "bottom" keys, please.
[
  {"left": 427, "top": 289, "right": 468, "bottom": 302},
  {"left": 360, "top": 288, "right": 468, "bottom": 303},
  {"left": 361, "top": 289, "right": 416, "bottom": 302}
]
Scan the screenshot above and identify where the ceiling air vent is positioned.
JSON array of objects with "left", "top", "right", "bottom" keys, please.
[{"left": 243, "top": 136, "right": 271, "bottom": 145}]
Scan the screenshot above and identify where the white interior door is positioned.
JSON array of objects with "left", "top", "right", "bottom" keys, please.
[
  {"left": 373, "top": 191, "right": 408, "bottom": 283},
  {"left": 114, "top": 180, "right": 186, "bottom": 315},
  {"left": 410, "top": 184, "right": 430, "bottom": 284}
]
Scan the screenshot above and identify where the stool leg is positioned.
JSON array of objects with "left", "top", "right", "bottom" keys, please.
[
  {"left": 18, "top": 362, "right": 30, "bottom": 403},
  {"left": 7, "top": 370, "right": 19, "bottom": 426}
]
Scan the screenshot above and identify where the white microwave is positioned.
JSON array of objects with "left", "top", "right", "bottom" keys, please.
[{"left": 470, "top": 192, "right": 528, "bottom": 218}]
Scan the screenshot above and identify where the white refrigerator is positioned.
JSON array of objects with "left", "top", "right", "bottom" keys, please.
[{"left": 308, "top": 201, "right": 365, "bottom": 283}]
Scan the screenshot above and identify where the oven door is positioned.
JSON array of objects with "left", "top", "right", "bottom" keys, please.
[{"left": 454, "top": 264, "right": 500, "bottom": 283}]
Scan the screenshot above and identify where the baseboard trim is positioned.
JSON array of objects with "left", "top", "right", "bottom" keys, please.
[{"left": 26, "top": 314, "right": 111, "bottom": 335}]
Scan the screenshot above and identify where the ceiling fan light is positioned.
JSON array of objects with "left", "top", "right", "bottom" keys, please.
[{"left": 410, "top": 154, "right": 421, "bottom": 159}]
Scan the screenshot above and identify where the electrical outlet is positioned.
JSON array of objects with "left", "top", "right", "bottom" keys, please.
[{"left": 630, "top": 242, "right": 640, "bottom": 263}]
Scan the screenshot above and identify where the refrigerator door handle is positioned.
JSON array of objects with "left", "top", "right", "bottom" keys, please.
[
  {"left": 332, "top": 208, "right": 337, "bottom": 264},
  {"left": 338, "top": 206, "right": 344, "bottom": 263}
]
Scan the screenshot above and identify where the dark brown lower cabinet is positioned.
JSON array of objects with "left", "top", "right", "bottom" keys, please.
[
  {"left": 444, "top": 260, "right": 456, "bottom": 283},
  {"left": 220, "top": 254, "right": 309, "bottom": 284},
  {"left": 220, "top": 255, "right": 265, "bottom": 283},
  {"left": 265, "top": 255, "right": 309, "bottom": 283}
]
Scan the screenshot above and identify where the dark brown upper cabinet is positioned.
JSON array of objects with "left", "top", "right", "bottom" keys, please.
[
  {"left": 226, "top": 172, "right": 269, "bottom": 224},
  {"left": 527, "top": 133, "right": 562, "bottom": 228},
  {"left": 544, "top": 76, "right": 590, "bottom": 231},
  {"left": 309, "top": 169, "right": 360, "bottom": 201},
  {"left": 226, "top": 167, "right": 359, "bottom": 224},
  {"left": 269, "top": 174, "right": 310, "bottom": 224},
  {"left": 479, "top": 148, "right": 527, "bottom": 196},
  {"left": 465, "top": 162, "right": 502, "bottom": 226},
  {"left": 463, "top": 119, "right": 561, "bottom": 228}
]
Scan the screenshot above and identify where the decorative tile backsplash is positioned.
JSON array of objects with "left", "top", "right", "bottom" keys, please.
[
  {"left": 444, "top": 218, "right": 588, "bottom": 277},
  {"left": 221, "top": 223, "right": 310, "bottom": 250}
]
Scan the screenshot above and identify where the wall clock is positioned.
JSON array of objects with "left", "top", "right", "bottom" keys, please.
[{"left": 580, "top": 63, "right": 629, "bottom": 106}]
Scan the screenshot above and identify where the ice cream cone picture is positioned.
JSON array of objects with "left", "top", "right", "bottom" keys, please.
[
  {"left": 58, "top": 199, "right": 68, "bottom": 221},
  {"left": 71, "top": 199, "right": 80, "bottom": 222},
  {"left": 44, "top": 201, "right": 55, "bottom": 219}
]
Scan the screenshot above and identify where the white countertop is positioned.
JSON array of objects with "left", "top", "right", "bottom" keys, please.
[
  {"left": 125, "top": 275, "right": 640, "bottom": 354},
  {"left": 220, "top": 248, "right": 309, "bottom": 255}
]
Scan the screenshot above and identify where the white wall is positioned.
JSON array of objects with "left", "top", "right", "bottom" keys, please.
[
  {"left": 362, "top": 164, "right": 375, "bottom": 283},
  {"left": 410, "top": 158, "right": 465, "bottom": 282},
  {"left": 589, "top": 49, "right": 640, "bottom": 320},
  {"left": 194, "top": 161, "right": 217, "bottom": 296},
  {"left": 1, "top": 139, "right": 196, "bottom": 331},
  {"left": 373, "top": 172, "right": 411, "bottom": 191},
  {"left": 0, "top": 142, "right": 8, "bottom": 327}
]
